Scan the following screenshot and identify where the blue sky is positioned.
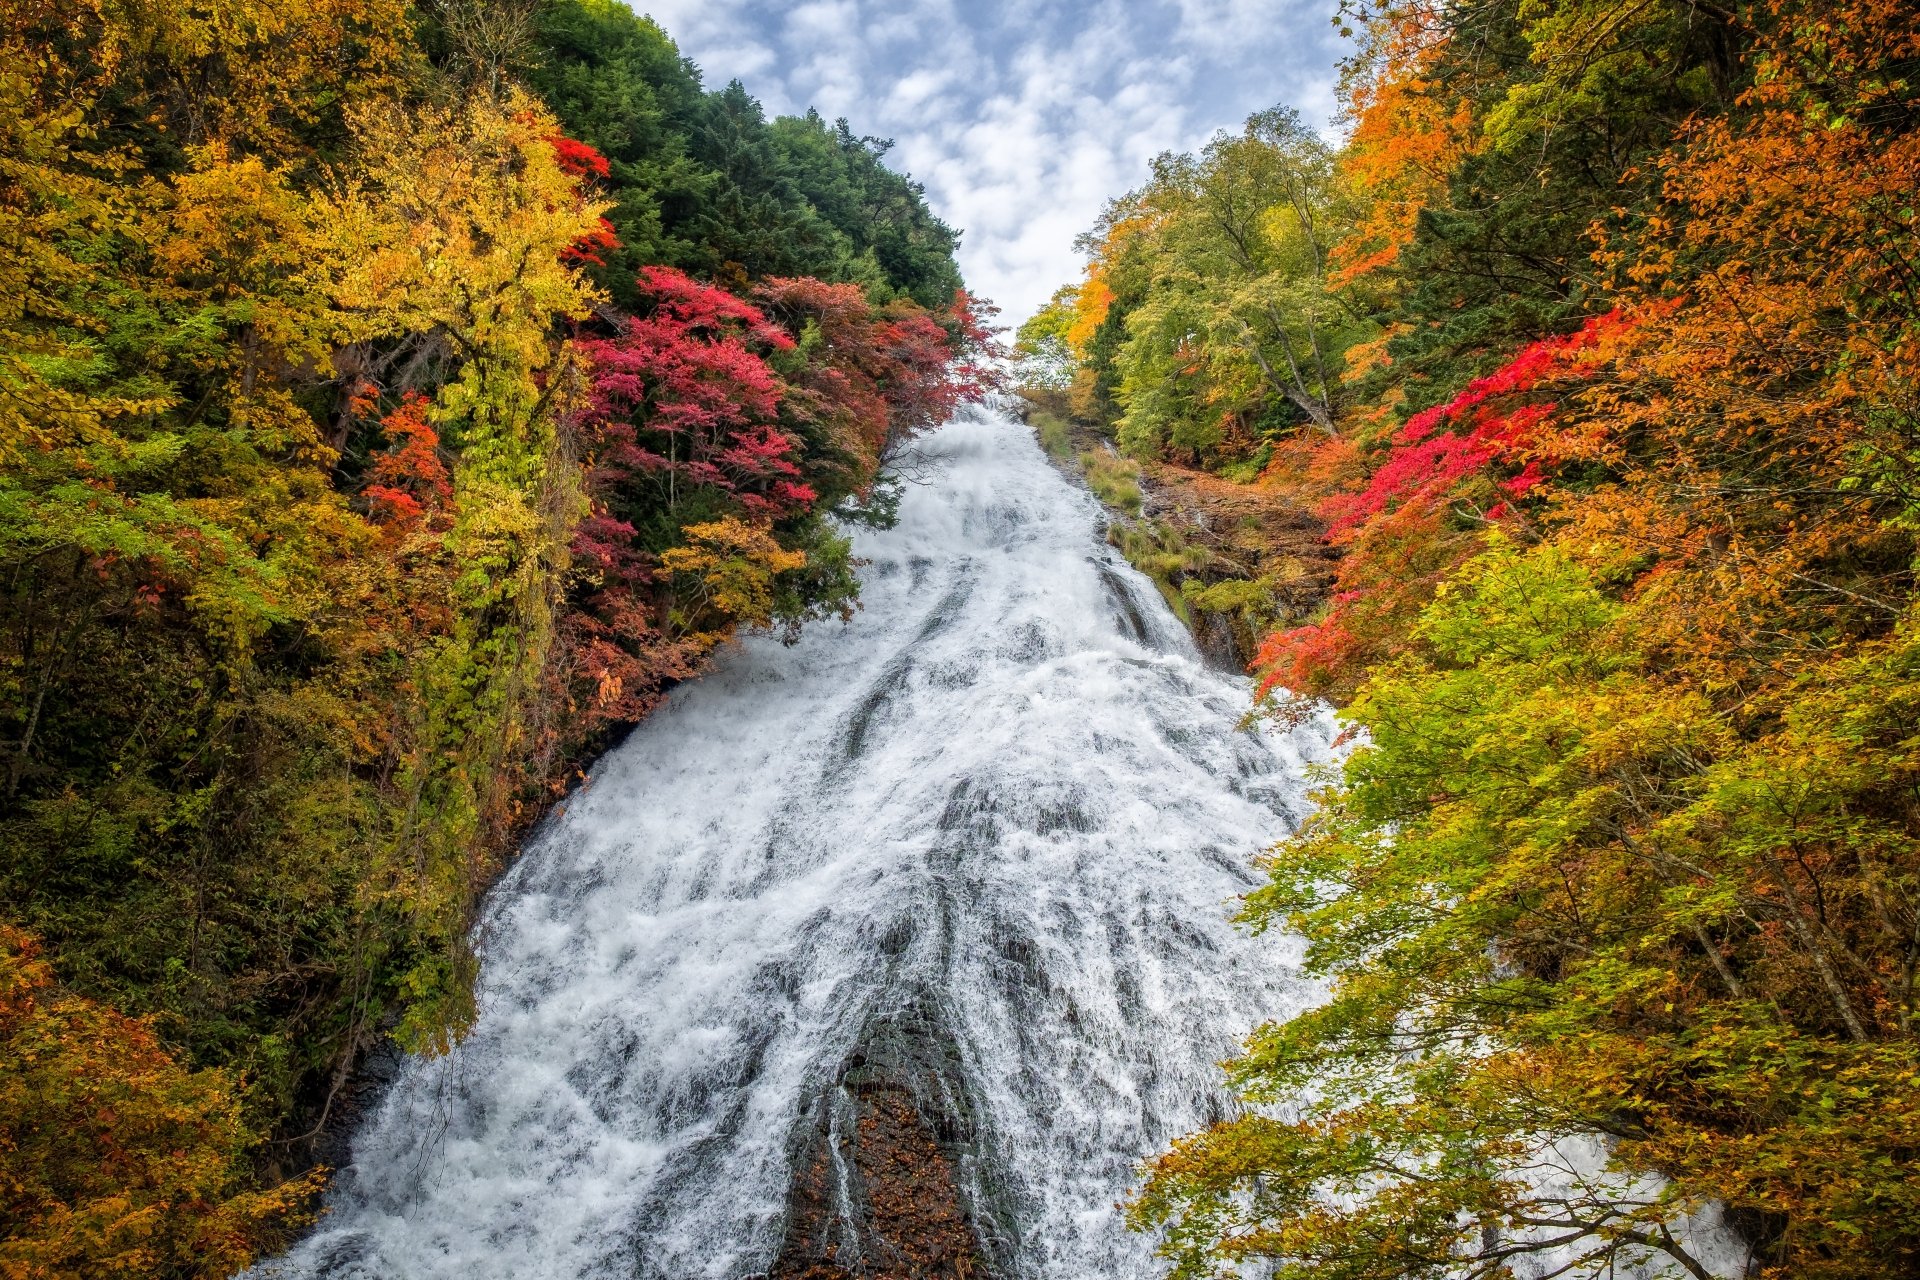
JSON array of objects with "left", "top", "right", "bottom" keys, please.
[{"left": 631, "top": 0, "right": 1351, "bottom": 321}]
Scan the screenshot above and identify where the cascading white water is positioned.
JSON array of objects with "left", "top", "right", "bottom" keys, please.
[{"left": 254, "top": 409, "right": 1338, "bottom": 1280}]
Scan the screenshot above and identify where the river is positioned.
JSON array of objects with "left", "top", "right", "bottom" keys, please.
[{"left": 254, "top": 408, "right": 1337, "bottom": 1280}]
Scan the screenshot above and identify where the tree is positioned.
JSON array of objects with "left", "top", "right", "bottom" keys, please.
[
  {"left": 1013, "top": 288, "right": 1078, "bottom": 393},
  {"left": 1115, "top": 107, "right": 1357, "bottom": 458},
  {"left": 1140, "top": 540, "right": 1920, "bottom": 1279},
  {"left": 1134, "top": 0, "right": 1920, "bottom": 1274},
  {"left": 0, "top": 926, "right": 321, "bottom": 1278},
  {"left": 311, "top": 88, "right": 609, "bottom": 1050},
  {"left": 1357, "top": 0, "right": 1739, "bottom": 415},
  {"left": 1253, "top": 311, "right": 1628, "bottom": 699},
  {"left": 574, "top": 265, "right": 810, "bottom": 534}
]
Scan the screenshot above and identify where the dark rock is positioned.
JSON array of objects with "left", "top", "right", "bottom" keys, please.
[{"left": 770, "top": 1003, "right": 1004, "bottom": 1279}]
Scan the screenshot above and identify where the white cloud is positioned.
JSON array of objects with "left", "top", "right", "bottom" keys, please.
[{"left": 632, "top": 0, "right": 1349, "bottom": 320}]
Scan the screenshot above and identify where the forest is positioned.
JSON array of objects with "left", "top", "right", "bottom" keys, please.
[
  {"left": 0, "top": 0, "right": 992, "bottom": 1272},
  {"left": 1019, "top": 0, "right": 1920, "bottom": 1275}
]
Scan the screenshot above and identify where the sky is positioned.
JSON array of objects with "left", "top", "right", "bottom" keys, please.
[{"left": 630, "top": 0, "right": 1352, "bottom": 323}]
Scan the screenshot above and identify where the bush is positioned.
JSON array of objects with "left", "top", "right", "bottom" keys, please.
[
  {"left": 1030, "top": 410, "right": 1074, "bottom": 461},
  {"left": 0, "top": 927, "right": 319, "bottom": 1279},
  {"left": 1079, "top": 447, "right": 1143, "bottom": 514}
]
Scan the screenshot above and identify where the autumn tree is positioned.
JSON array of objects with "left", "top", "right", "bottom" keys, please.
[
  {"left": 0, "top": 0, "right": 976, "bottom": 1255},
  {"left": 1, "top": 926, "right": 321, "bottom": 1278},
  {"left": 560, "top": 268, "right": 992, "bottom": 732},
  {"left": 1113, "top": 108, "right": 1361, "bottom": 459},
  {"left": 1129, "top": 0, "right": 1920, "bottom": 1275},
  {"left": 1251, "top": 311, "right": 1628, "bottom": 699},
  {"left": 1013, "top": 288, "right": 1078, "bottom": 394},
  {"left": 1140, "top": 538, "right": 1920, "bottom": 1279}
]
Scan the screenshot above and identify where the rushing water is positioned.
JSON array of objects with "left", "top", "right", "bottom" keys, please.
[{"left": 256, "top": 409, "right": 1337, "bottom": 1280}]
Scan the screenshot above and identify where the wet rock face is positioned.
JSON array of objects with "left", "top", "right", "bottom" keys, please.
[
  {"left": 1135, "top": 460, "right": 1338, "bottom": 666},
  {"left": 772, "top": 1089, "right": 982, "bottom": 1280},
  {"left": 1030, "top": 409, "right": 1337, "bottom": 672},
  {"left": 770, "top": 1007, "right": 1000, "bottom": 1280}
]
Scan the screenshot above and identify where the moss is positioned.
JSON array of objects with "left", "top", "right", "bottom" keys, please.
[{"left": 1184, "top": 576, "right": 1270, "bottom": 614}]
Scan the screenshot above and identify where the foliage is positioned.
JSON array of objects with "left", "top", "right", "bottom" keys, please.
[
  {"left": 0, "top": 0, "right": 980, "bottom": 1257},
  {"left": 1137, "top": 541, "right": 1920, "bottom": 1278},
  {"left": 1013, "top": 289, "right": 1078, "bottom": 392},
  {"left": 1325, "top": 0, "right": 1467, "bottom": 291},
  {"left": 756, "top": 275, "right": 998, "bottom": 494},
  {"left": 1106, "top": 109, "right": 1363, "bottom": 460},
  {"left": 524, "top": 0, "right": 963, "bottom": 310},
  {"left": 1253, "top": 309, "right": 1630, "bottom": 699},
  {"left": 1366, "top": 0, "right": 1738, "bottom": 414},
  {"left": 1030, "top": 0, "right": 1920, "bottom": 1272},
  {"left": 577, "top": 266, "right": 808, "bottom": 526},
  {"left": 0, "top": 926, "right": 321, "bottom": 1278},
  {"left": 660, "top": 516, "right": 809, "bottom": 635}
]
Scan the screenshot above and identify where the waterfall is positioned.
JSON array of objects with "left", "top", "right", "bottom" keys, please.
[{"left": 254, "top": 409, "right": 1337, "bottom": 1280}]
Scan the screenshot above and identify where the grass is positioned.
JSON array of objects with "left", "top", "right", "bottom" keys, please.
[
  {"left": 1079, "top": 446, "right": 1143, "bottom": 515},
  {"left": 1025, "top": 410, "right": 1144, "bottom": 517},
  {"left": 1030, "top": 409, "right": 1074, "bottom": 461}
]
